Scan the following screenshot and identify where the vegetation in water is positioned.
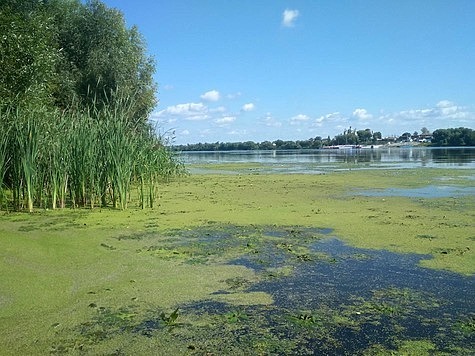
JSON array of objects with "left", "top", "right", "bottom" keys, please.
[{"left": 0, "top": 168, "right": 474, "bottom": 354}]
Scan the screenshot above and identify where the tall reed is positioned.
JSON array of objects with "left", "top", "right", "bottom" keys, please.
[
  {"left": 0, "top": 91, "right": 183, "bottom": 212},
  {"left": 0, "top": 111, "right": 10, "bottom": 210}
]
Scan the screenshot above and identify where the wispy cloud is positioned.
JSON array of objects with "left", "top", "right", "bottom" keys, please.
[
  {"left": 314, "top": 112, "right": 347, "bottom": 126},
  {"left": 352, "top": 108, "right": 373, "bottom": 121},
  {"left": 381, "top": 100, "right": 472, "bottom": 127},
  {"left": 242, "top": 103, "right": 255, "bottom": 112},
  {"left": 200, "top": 90, "right": 221, "bottom": 102},
  {"left": 282, "top": 9, "right": 299, "bottom": 27},
  {"left": 309, "top": 100, "right": 473, "bottom": 137},
  {"left": 228, "top": 129, "right": 248, "bottom": 136},
  {"left": 154, "top": 102, "right": 209, "bottom": 121},
  {"left": 261, "top": 113, "right": 282, "bottom": 127},
  {"left": 290, "top": 114, "right": 310, "bottom": 125},
  {"left": 156, "top": 95, "right": 472, "bottom": 145},
  {"left": 227, "top": 92, "right": 242, "bottom": 99},
  {"left": 215, "top": 116, "right": 236, "bottom": 126}
]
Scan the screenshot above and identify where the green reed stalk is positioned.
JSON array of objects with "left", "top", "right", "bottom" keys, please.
[
  {"left": 16, "top": 114, "right": 39, "bottom": 212},
  {"left": 48, "top": 110, "right": 71, "bottom": 209},
  {"left": 0, "top": 117, "right": 10, "bottom": 210}
]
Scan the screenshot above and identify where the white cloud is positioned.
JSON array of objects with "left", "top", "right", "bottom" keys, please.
[
  {"left": 383, "top": 100, "right": 470, "bottom": 123},
  {"left": 282, "top": 9, "right": 299, "bottom": 27},
  {"left": 215, "top": 116, "right": 236, "bottom": 125},
  {"left": 228, "top": 129, "right": 248, "bottom": 136},
  {"left": 314, "top": 112, "right": 347, "bottom": 125},
  {"left": 210, "top": 106, "right": 226, "bottom": 113},
  {"left": 200, "top": 90, "right": 221, "bottom": 102},
  {"left": 352, "top": 108, "right": 373, "bottom": 121},
  {"left": 242, "top": 103, "right": 255, "bottom": 112},
  {"left": 155, "top": 102, "right": 209, "bottom": 121},
  {"left": 261, "top": 113, "right": 282, "bottom": 127},
  {"left": 227, "top": 92, "right": 242, "bottom": 99},
  {"left": 199, "top": 128, "right": 213, "bottom": 137},
  {"left": 435, "top": 100, "right": 467, "bottom": 118},
  {"left": 180, "top": 129, "right": 190, "bottom": 136},
  {"left": 436, "top": 100, "right": 453, "bottom": 108},
  {"left": 290, "top": 114, "right": 310, "bottom": 125},
  {"left": 371, "top": 100, "right": 473, "bottom": 136}
]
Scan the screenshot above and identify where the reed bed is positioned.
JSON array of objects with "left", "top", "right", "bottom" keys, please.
[{"left": 0, "top": 100, "right": 184, "bottom": 212}]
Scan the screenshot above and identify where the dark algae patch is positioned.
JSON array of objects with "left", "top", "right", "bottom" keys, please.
[{"left": 47, "top": 224, "right": 474, "bottom": 355}]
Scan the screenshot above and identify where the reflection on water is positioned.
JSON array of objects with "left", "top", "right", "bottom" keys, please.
[{"left": 180, "top": 147, "right": 475, "bottom": 172}]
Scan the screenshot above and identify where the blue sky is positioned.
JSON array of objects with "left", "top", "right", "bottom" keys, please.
[{"left": 102, "top": 0, "right": 474, "bottom": 144}]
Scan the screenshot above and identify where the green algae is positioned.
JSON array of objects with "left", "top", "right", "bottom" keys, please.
[
  {"left": 0, "top": 166, "right": 474, "bottom": 354},
  {"left": 152, "top": 168, "right": 474, "bottom": 274}
]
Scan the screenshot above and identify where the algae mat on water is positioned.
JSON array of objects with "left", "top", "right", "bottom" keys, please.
[{"left": 0, "top": 168, "right": 473, "bottom": 354}]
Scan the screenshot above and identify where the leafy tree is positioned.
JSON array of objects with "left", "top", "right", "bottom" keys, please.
[
  {"left": 421, "top": 127, "right": 430, "bottom": 135},
  {"left": 0, "top": 0, "right": 156, "bottom": 127},
  {"left": 399, "top": 132, "right": 412, "bottom": 142},
  {"left": 431, "top": 128, "right": 474, "bottom": 146},
  {"left": 259, "top": 141, "right": 275, "bottom": 150},
  {"left": 356, "top": 129, "right": 372, "bottom": 144},
  {"left": 332, "top": 128, "right": 358, "bottom": 145},
  {"left": 51, "top": 0, "right": 156, "bottom": 126},
  {"left": 0, "top": 0, "right": 58, "bottom": 107},
  {"left": 372, "top": 132, "right": 382, "bottom": 141}
]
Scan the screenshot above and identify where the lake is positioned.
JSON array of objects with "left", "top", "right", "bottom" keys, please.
[{"left": 180, "top": 147, "right": 475, "bottom": 174}]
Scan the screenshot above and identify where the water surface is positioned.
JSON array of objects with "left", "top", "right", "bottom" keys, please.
[{"left": 180, "top": 147, "right": 475, "bottom": 173}]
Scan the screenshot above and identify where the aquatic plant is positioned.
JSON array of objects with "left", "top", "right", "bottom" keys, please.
[
  {"left": 0, "top": 97, "right": 184, "bottom": 211},
  {"left": 160, "top": 308, "right": 180, "bottom": 326},
  {"left": 224, "top": 310, "right": 248, "bottom": 323}
]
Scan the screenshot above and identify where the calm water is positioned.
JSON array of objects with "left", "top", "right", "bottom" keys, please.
[
  {"left": 180, "top": 147, "right": 475, "bottom": 173},
  {"left": 176, "top": 226, "right": 475, "bottom": 354}
]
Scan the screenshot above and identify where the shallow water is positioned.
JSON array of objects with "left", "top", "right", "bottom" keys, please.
[
  {"left": 231, "top": 237, "right": 475, "bottom": 353},
  {"left": 243, "top": 238, "right": 474, "bottom": 310},
  {"left": 354, "top": 185, "right": 475, "bottom": 198},
  {"left": 181, "top": 147, "right": 475, "bottom": 173},
  {"left": 155, "top": 225, "right": 475, "bottom": 354}
]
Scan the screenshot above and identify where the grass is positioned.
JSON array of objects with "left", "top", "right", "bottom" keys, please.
[{"left": 0, "top": 167, "right": 473, "bottom": 354}]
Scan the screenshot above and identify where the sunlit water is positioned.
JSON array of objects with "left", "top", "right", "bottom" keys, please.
[
  {"left": 180, "top": 147, "right": 475, "bottom": 174},
  {"left": 354, "top": 185, "right": 475, "bottom": 198}
]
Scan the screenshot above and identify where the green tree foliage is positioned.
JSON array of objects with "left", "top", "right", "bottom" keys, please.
[
  {"left": 0, "top": 0, "right": 58, "bottom": 107},
  {"left": 372, "top": 132, "right": 382, "bottom": 141},
  {"left": 50, "top": 0, "right": 156, "bottom": 126},
  {"left": 356, "top": 129, "right": 373, "bottom": 144},
  {"left": 332, "top": 128, "right": 358, "bottom": 145},
  {"left": 431, "top": 128, "right": 474, "bottom": 146},
  {"left": 0, "top": 0, "right": 156, "bottom": 126},
  {"left": 421, "top": 127, "right": 430, "bottom": 135},
  {"left": 0, "top": 0, "right": 183, "bottom": 211}
]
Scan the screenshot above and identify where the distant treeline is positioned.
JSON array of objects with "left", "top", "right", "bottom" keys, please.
[
  {"left": 431, "top": 127, "right": 475, "bottom": 147},
  {"left": 174, "top": 127, "right": 474, "bottom": 151}
]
